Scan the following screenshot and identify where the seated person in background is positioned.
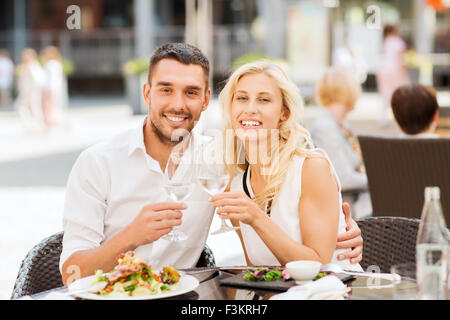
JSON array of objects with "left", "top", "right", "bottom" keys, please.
[
  {"left": 309, "top": 67, "right": 372, "bottom": 219},
  {"left": 391, "top": 84, "right": 440, "bottom": 138}
]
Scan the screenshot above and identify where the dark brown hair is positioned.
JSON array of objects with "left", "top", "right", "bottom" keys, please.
[
  {"left": 148, "top": 42, "right": 210, "bottom": 87},
  {"left": 383, "top": 24, "right": 399, "bottom": 40},
  {"left": 391, "top": 84, "right": 439, "bottom": 135}
]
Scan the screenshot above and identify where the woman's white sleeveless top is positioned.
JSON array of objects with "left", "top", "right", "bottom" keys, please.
[{"left": 230, "top": 154, "right": 363, "bottom": 271}]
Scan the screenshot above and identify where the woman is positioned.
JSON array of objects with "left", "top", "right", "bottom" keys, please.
[
  {"left": 209, "top": 61, "right": 362, "bottom": 270},
  {"left": 309, "top": 67, "right": 372, "bottom": 219},
  {"left": 376, "top": 25, "right": 409, "bottom": 126}
]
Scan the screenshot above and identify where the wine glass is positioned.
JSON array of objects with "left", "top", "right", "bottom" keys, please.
[
  {"left": 162, "top": 140, "right": 196, "bottom": 242},
  {"left": 198, "top": 133, "right": 240, "bottom": 235}
]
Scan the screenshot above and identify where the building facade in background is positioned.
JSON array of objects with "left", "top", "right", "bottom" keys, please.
[{"left": 0, "top": 0, "right": 448, "bottom": 98}]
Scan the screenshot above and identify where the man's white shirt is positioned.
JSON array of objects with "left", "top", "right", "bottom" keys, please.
[{"left": 59, "top": 119, "right": 215, "bottom": 273}]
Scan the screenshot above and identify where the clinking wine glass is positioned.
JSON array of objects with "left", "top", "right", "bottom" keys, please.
[
  {"left": 198, "top": 135, "right": 240, "bottom": 235},
  {"left": 162, "top": 141, "right": 196, "bottom": 242}
]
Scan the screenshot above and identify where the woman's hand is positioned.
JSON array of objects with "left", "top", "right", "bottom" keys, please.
[
  {"left": 209, "top": 192, "right": 266, "bottom": 227},
  {"left": 336, "top": 202, "right": 363, "bottom": 264}
]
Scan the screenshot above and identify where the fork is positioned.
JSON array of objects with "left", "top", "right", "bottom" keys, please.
[{"left": 320, "top": 264, "right": 401, "bottom": 283}]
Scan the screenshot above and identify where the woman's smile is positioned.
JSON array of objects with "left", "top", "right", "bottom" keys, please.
[{"left": 239, "top": 118, "right": 263, "bottom": 129}]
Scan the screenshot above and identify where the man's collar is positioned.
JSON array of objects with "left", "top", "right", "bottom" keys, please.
[{"left": 127, "top": 117, "right": 147, "bottom": 157}]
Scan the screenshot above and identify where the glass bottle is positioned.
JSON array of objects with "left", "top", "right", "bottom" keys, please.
[{"left": 416, "top": 186, "right": 449, "bottom": 300}]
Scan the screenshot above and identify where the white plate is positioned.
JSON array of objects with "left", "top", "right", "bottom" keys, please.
[{"left": 68, "top": 274, "right": 199, "bottom": 300}]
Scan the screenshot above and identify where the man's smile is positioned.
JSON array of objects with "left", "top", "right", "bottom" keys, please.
[{"left": 163, "top": 113, "right": 190, "bottom": 127}]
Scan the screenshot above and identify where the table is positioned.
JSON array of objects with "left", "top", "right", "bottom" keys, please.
[{"left": 29, "top": 267, "right": 424, "bottom": 300}]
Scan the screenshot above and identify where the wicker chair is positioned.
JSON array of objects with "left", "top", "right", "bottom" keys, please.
[
  {"left": 357, "top": 135, "right": 450, "bottom": 221},
  {"left": 357, "top": 217, "right": 421, "bottom": 273},
  {"left": 11, "top": 231, "right": 216, "bottom": 299}
]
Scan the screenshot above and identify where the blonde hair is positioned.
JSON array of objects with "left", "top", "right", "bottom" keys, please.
[
  {"left": 219, "top": 60, "right": 319, "bottom": 211},
  {"left": 21, "top": 48, "right": 38, "bottom": 63},
  {"left": 316, "top": 67, "right": 361, "bottom": 107},
  {"left": 41, "top": 46, "right": 62, "bottom": 62}
]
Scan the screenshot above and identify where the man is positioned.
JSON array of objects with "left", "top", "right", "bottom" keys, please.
[{"left": 60, "top": 43, "right": 363, "bottom": 285}]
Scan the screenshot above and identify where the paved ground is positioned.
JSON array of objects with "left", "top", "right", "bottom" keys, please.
[{"left": 0, "top": 93, "right": 408, "bottom": 299}]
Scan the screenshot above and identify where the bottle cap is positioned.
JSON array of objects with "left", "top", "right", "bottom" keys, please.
[{"left": 424, "top": 186, "right": 440, "bottom": 200}]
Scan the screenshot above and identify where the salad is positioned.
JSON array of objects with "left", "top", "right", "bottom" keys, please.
[
  {"left": 90, "top": 251, "right": 181, "bottom": 297},
  {"left": 243, "top": 267, "right": 287, "bottom": 282},
  {"left": 243, "top": 267, "right": 327, "bottom": 282}
]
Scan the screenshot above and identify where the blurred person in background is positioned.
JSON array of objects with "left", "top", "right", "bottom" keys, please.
[
  {"left": 376, "top": 25, "right": 409, "bottom": 127},
  {"left": 0, "top": 50, "right": 14, "bottom": 107},
  {"left": 15, "top": 48, "right": 46, "bottom": 133},
  {"left": 309, "top": 67, "right": 372, "bottom": 220},
  {"left": 391, "top": 84, "right": 440, "bottom": 138},
  {"left": 332, "top": 36, "right": 368, "bottom": 84},
  {"left": 41, "top": 46, "right": 66, "bottom": 129}
]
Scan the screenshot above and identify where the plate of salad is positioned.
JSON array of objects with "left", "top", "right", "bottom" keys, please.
[{"left": 68, "top": 251, "right": 199, "bottom": 300}]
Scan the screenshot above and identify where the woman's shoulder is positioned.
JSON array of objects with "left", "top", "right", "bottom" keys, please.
[
  {"left": 291, "top": 151, "right": 335, "bottom": 181},
  {"left": 300, "top": 151, "right": 339, "bottom": 191},
  {"left": 302, "top": 154, "right": 333, "bottom": 175},
  {"left": 294, "top": 148, "right": 329, "bottom": 163}
]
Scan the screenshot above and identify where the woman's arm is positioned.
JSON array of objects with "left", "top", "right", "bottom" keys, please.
[
  {"left": 297, "top": 156, "right": 341, "bottom": 263},
  {"left": 251, "top": 157, "right": 340, "bottom": 264},
  {"left": 210, "top": 157, "right": 340, "bottom": 266}
]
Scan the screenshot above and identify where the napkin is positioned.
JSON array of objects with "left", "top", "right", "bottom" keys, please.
[{"left": 269, "top": 275, "right": 348, "bottom": 300}]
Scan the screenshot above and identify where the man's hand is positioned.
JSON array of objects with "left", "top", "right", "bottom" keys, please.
[
  {"left": 61, "top": 201, "right": 187, "bottom": 286},
  {"left": 336, "top": 202, "right": 363, "bottom": 264},
  {"left": 124, "top": 202, "right": 187, "bottom": 247}
]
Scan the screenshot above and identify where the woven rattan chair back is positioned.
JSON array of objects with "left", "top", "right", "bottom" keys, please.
[
  {"left": 11, "top": 231, "right": 64, "bottom": 299},
  {"left": 357, "top": 217, "right": 420, "bottom": 273},
  {"left": 358, "top": 135, "right": 450, "bottom": 221},
  {"left": 11, "top": 231, "right": 216, "bottom": 299}
]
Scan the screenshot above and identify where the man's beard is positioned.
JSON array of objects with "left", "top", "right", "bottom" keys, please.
[{"left": 150, "top": 113, "right": 193, "bottom": 146}]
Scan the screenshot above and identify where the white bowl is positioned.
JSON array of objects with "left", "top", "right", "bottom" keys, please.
[{"left": 285, "top": 260, "right": 322, "bottom": 284}]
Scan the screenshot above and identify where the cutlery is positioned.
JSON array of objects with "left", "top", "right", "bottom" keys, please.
[
  {"left": 320, "top": 264, "right": 401, "bottom": 283},
  {"left": 182, "top": 270, "right": 219, "bottom": 283},
  {"left": 179, "top": 267, "right": 219, "bottom": 273}
]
